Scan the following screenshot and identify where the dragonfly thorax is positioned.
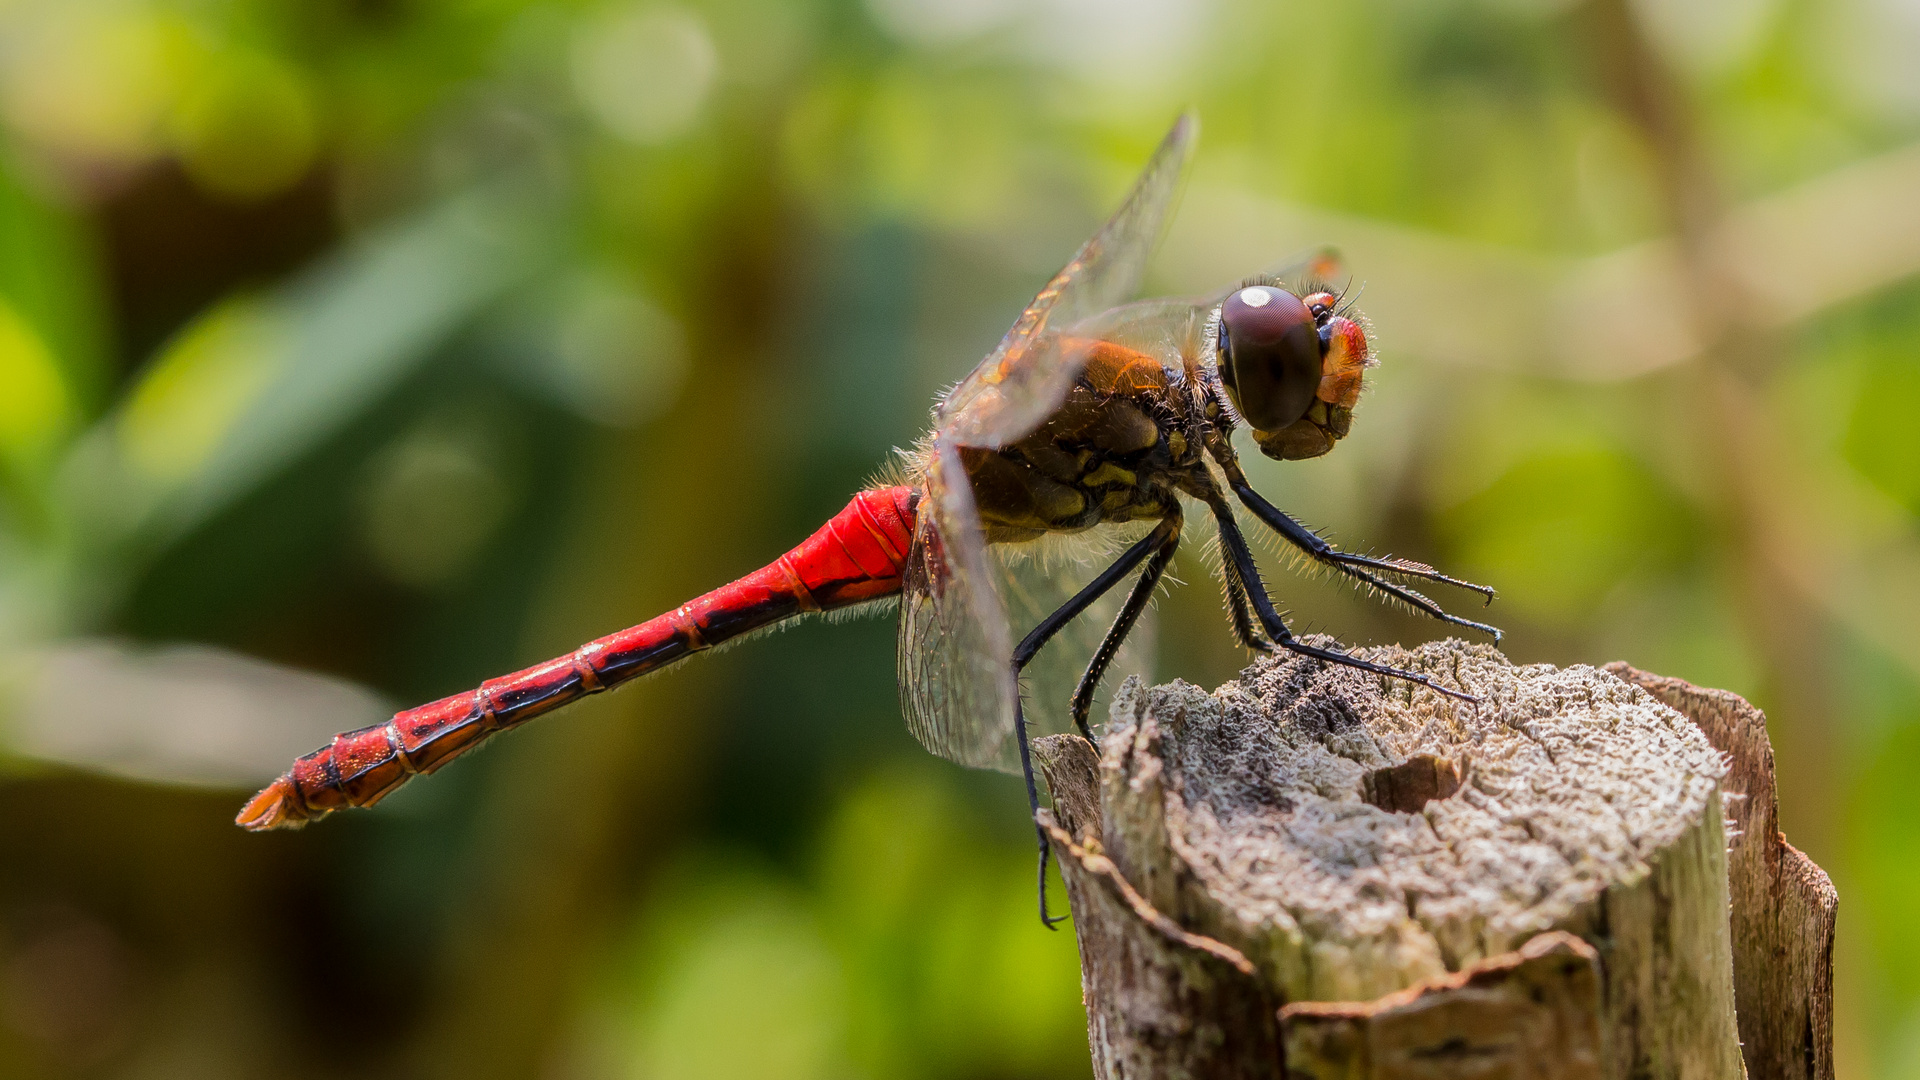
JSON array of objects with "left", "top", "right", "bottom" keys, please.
[{"left": 961, "top": 344, "right": 1207, "bottom": 543}]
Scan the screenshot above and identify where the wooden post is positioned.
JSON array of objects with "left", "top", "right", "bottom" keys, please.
[{"left": 1033, "top": 639, "right": 1835, "bottom": 1080}]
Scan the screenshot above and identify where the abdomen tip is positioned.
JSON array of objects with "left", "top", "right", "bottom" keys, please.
[{"left": 235, "top": 777, "right": 308, "bottom": 832}]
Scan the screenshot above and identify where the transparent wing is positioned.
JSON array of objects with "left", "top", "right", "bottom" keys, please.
[
  {"left": 898, "top": 439, "right": 1018, "bottom": 768},
  {"left": 899, "top": 300, "right": 1214, "bottom": 771},
  {"left": 1062, "top": 295, "right": 1215, "bottom": 373},
  {"left": 899, "top": 455, "right": 1159, "bottom": 773},
  {"left": 989, "top": 529, "right": 1157, "bottom": 769},
  {"left": 898, "top": 114, "right": 1197, "bottom": 772},
  {"left": 939, "top": 113, "right": 1197, "bottom": 449}
]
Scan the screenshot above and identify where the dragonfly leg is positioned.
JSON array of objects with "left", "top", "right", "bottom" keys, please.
[
  {"left": 1070, "top": 513, "right": 1183, "bottom": 741},
  {"left": 1010, "top": 517, "right": 1178, "bottom": 929},
  {"left": 1012, "top": 698, "right": 1069, "bottom": 929},
  {"left": 1217, "top": 537, "right": 1270, "bottom": 651},
  {"left": 1203, "top": 492, "right": 1481, "bottom": 705},
  {"left": 1227, "top": 477, "right": 1503, "bottom": 640}
]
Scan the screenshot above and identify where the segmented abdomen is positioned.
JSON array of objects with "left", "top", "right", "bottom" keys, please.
[{"left": 237, "top": 486, "right": 917, "bottom": 830}]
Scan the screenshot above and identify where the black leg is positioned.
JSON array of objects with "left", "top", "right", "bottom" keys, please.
[
  {"left": 1228, "top": 478, "right": 1502, "bottom": 640},
  {"left": 1070, "top": 514, "right": 1183, "bottom": 741},
  {"left": 1012, "top": 697, "right": 1068, "bottom": 928},
  {"left": 1201, "top": 492, "right": 1480, "bottom": 705},
  {"left": 1216, "top": 533, "right": 1269, "bottom": 651},
  {"left": 1011, "top": 518, "right": 1176, "bottom": 929},
  {"left": 1012, "top": 520, "right": 1176, "bottom": 669}
]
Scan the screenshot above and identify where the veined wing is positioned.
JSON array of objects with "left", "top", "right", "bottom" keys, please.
[
  {"left": 898, "top": 115, "right": 1197, "bottom": 771},
  {"left": 898, "top": 305, "right": 1212, "bottom": 771},
  {"left": 938, "top": 113, "right": 1197, "bottom": 450},
  {"left": 897, "top": 440, "right": 1015, "bottom": 768},
  {"left": 988, "top": 525, "right": 1157, "bottom": 769},
  {"left": 1061, "top": 294, "right": 1216, "bottom": 378},
  {"left": 898, "top": 450, "right": 1162, "bottom": 774}
]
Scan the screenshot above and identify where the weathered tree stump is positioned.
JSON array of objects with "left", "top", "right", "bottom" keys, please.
[{"left": 1033, "top": 639, "right": 1835, "bottom": 1080}]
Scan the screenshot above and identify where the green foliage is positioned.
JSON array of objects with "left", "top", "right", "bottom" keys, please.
[
  {"left": 1442, "top": 442, "right": 1694, "bottom": 622},
  {"left": 584, "top": 767, "right": 1084, "bottom": 1080},
  {"left": 0, "top": 0, "right": 1915, "bottom": 1076},
  {"left": 1843, "top": 285, "right": 1920, "bottom": 517}
]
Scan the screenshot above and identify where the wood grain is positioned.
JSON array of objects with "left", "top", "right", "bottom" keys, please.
[{"left": 1035, "top": 640, "right": 1835, "bottom": 1079}]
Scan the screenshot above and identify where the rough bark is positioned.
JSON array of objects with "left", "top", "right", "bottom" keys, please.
[
  {"left": 1281, "top": 931, "right": 1605, "bottom": 1079},
  {"left": 1604, "top": 664, "right": 1837, "bottom": 1080},
  {"left": 1039, "top": 737, "right": 1283, "bottom": 1078},
  {"left": 1034, "top": 639, "right": 1833, "bottom": 1079}
]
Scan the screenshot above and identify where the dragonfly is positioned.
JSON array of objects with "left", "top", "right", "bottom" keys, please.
[{"left": 237, "top": 114, "right": 1500, "bottom": 923}]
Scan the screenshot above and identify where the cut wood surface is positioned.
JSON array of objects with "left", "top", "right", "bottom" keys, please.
[{"left": 1034, "top": 638, "right": 1833, "bottom": 1079}]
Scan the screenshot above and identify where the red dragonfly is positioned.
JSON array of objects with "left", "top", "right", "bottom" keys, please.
[{"left": 238, "top": 115, "right": 1498, "bottom": 921}]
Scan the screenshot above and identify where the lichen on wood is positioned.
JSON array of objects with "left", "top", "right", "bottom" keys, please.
[{"left": 1033, "top": 638, "right": 1830, "bottom": 1080}]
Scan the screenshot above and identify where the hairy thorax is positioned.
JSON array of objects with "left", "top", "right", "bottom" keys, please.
[{"left": 963, "top": 340, "right": 1209, "bottom": 543}]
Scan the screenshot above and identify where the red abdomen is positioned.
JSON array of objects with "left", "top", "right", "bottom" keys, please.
[{"left": 237, "top": 486, "right": 918, "bottom": 830}]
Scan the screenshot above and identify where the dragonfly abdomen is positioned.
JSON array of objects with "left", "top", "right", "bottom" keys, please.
[{"left": 236, "top": 485, "right": 918, "bottom": 831}]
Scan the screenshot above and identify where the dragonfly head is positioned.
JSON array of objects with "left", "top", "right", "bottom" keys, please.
[{"left": 1215, "top": 285, "right": 1375, "bottom": 461}]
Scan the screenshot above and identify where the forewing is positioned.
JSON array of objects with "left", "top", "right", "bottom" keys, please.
[
  {"left": 1064, "top": 295, "right": 1215, "bottom": 372},
  {"left": 897, "top": 439, "right": 1018, "bottom": 769},
  {"left": 898, "top": 115, "right": 1198, "bottom": 771},
  {"left": 939, "top": 114, "right": 1197, "bottom": 449}
]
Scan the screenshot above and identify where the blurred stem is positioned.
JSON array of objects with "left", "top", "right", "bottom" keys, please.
[{"left": 1580, "top": 0, "right": 1837, "bottom": 862}]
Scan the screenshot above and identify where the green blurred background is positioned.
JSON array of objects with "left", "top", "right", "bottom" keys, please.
[{"left": 0, "top": 0, "right": 1915, "bottom": 1075}]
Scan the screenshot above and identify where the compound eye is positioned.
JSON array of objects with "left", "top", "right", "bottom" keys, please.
[{"left": 1217, "top": 286, "right": 1322, "bottom": 431}]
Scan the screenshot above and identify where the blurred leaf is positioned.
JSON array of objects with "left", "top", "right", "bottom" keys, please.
[
  {"left": 1844, "top": 340, "right": 1920, "bottom": 516},
  {"left": 915, "top": 856, "right": 1085, "bottom": 1076},
  {"left": 812, "top": 765, "right": 1083, "bottom": 1078},
  {"left": 117, "top": 296, "right": 285, "bottom": 487},
  {"left": 584, "top": 770, "right": 1088, "bottom": 1080},
  {"left": 0, "top": 154, "right": 110, "bottom": 414},
  {"left": 94, "top": 182, "right": 558, "bottom": 550},
  {"left": 0, "top": 4, "right": 181, "bottom": 164},
  {"left": 1438, "top": 444, "right": 1692, "bottom": 622},
  {"left": 599, "top": 855, "right": 846, "bottom": 1080},
  {"left": 0, "top": 294, "right": 74, "bottom": 475},
  {"left": 1848, "top": 717, "right": 1920, "bottom": 1010},
  {"left": 0, "top": 638, "right": 389, "bottom": 787},
  {"left": 170, "top": 48, "right": 320, "bottom": 202}
]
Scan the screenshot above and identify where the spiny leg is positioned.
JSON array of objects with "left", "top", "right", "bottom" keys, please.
[
  {"left": 1227, "top": 477, "right": 1502, "bottom": 640},
  {"left": 1232, "top": 477, "right": 1496, "bottom": 598},
  {"left": 1216, "top": 532, "right": 1270, "bottom": 651},
  {"left": 1200, "top": 492, "right": 1480, "bottom": 705},
  {"left": 1011, "top": 517, "right": 1178, "bottom": 928},
  {"left": 1069, "top": 513, "right": 1183, "bottom": 741},
  {"left": 1010, "top": 700, "right": 1062, "bottom": 928}
]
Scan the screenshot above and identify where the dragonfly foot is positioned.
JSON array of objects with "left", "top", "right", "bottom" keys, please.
[
  {"left": 1279, "top": 638, "right": 1483, "bottom": 706},
  {"left": 1446, "top": 614, "right": 1504, "bottom": 643},
  {"left": 1037, "top": 841, "right": 1072, "bottom": 929}
]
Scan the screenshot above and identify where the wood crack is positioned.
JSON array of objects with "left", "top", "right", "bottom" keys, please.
[{"left": 1032, "top": 640, "right": 1832, "bottom": 1079}]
